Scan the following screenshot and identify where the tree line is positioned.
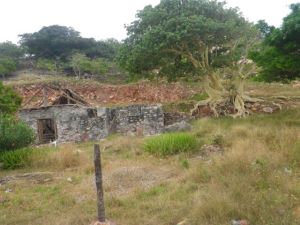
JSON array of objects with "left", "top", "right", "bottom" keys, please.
[
  {"left": 0, "top": 25, "right": 121, "bottom": 78},
  {"left": 1, "top": 1, "right": 298, "bottom": 83}
]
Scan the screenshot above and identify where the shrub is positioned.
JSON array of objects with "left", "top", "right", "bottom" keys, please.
[
  {"left": 0, "top": 81, "right": 22, "bottom": 114},
  {"left": 36, "top": 58, "right": 58, "bottom": 72},
  {"left": 0, "top": 148, "right": 32, "bottom": 169},
  {"left": 212, "top": 134, "right": 225, "bottom": 146},
  {"left": 0, "top": 116, "right": 35, "bottom": 151},
  {"left": 144, "top": 133, "right": 198, "bottom": 157},
  {"left": 0, "top": 57, "right": 17, "bottom": 78}
]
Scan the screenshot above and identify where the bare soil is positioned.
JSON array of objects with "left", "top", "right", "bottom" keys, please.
[{"left": 15, "top": 81, "right": 198, "bottom": 108}]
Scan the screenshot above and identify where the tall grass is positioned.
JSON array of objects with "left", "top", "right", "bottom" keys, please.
[
  {"left": 144, "top": 132, "right": 198, "bottom": 157},
  {"left": 0, "top": 144, "right": 88, "bottom": 170}
]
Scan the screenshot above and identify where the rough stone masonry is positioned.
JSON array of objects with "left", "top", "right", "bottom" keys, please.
[{"left": 19, "top": 104, "right": 165, "bottom": 144}]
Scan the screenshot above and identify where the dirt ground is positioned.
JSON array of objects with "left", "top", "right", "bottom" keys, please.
[
  {"left": 14, "top": 81, "right": 199, "bottom": 108},
  {"left": 8, "top": 73, "right": 300, "bottom": 114}
]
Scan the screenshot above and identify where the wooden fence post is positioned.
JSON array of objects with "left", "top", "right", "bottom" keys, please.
[{"left": 94, "top": 144, "right": 106, "bottom": 223}]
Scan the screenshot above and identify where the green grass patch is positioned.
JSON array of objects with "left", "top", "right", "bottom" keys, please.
[
  {"left": 189, "top": 92, "right": 209, "bottom": 101},
  {"left": 0, "top": 147, "right": 51, "bottom": 169},
  {"left": 0, "top": 148, "right": 33, "bottom": 169},
  {"left": 143, "top": 132, "right": 198, "bottom": 157}
]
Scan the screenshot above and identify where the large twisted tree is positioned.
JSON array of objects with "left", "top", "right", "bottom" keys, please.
[{"left": 118, "top": 0, "right": 259, "bottom": 117}]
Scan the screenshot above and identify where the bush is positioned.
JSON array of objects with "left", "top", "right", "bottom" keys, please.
[
  {"left": 0, "top": 148, "right": 33, "bottom": 169},
  {"left": 0, "top": 57, "right": 17, "bottom": 78},
  {"left": 144, "top": 133, "right": 198, "bottom": 157},
  {"left": 0, "top": 116, "right": 35, "bottom": 151},
  {"left": 0, "top": 81, "right": 22, "bottom": 114},
  {"left": 36, "top": 58, "right": 58, "bottom": 72}
]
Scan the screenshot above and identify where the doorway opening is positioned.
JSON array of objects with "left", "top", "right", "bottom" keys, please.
[{"left": 37, "top": 119, "right": 57, "bottom": 144}]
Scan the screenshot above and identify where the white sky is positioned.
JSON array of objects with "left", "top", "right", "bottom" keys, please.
[{"left": 0, "top": 0, "right": 298, "bottom": 44}]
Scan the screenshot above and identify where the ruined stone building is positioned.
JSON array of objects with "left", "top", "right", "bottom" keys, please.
[{"left": 18, "top": 85, "right": 167, "bottom": 144}]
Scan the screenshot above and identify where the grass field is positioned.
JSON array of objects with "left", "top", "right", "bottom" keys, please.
[{"left": 1, "top": 109, "right": 299, "bottom": 225}]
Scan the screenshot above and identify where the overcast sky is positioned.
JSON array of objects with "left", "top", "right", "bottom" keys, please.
[{"left": 0, "top": 0, "right": 298, "bottom": 44}]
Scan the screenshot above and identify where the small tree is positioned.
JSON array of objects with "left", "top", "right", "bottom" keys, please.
[
  {"left": 70, "top": 53, "right": 91, "bottom": 78},
  {"left": 0, "top": 58, "right": 17, "bottom": 79},
  {"left": 90, "top": 58, "right": 109, "bottom": 76},
  {"left": 0, "top": 42, "right": 23, "bottom": 59},
  {"left": 0, "top": 42, "right": 22, "bottom": 78},
  {"left": 71, "top": 53, "right": 108, "bottom": 78},
  {"left": 36, "top": 58, "right": 62, "bottom": 75},
  {"left": 0, "top": 81, "right": 22, "bottom": 115}
]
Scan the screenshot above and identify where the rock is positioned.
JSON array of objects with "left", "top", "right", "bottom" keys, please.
[
  {"left": 262, "top": 107, "right": 273, "bottom": 113},
  {"left": 92, "top": 220, "right": 116, "bottom": 225},
  {"left": 284, "top": 167, "right": 292, "bottom": 174},
  {"left": 201, "top": 144, "right": 223, "bottom": 156},
  {"left": 177, "top": 219, "right": 188, "bottom": 225},
  {"left": 164, "top": 121, "right": 191, "bottom": 132},
  {"left": 240, "top": 220, "right": 249, "bottom": 225},
  {"left": 231, "top": 219, "right": 249, "bottom": 225},
  {"left": 5, "top": 188, "right": 12, "bottom": 193}
]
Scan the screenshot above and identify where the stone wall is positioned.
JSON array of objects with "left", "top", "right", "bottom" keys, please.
[
  {"left": 19, "top": 104, "right": 164, "bottom": 144},
  {"left": 19, "top": 105, "right": 108, "bottom": 143},
  {"left": 164, "top": 112, "right": 189, "bottom": 126},
  {"left": 108, "top": 105, "right": 164, "bottom": 136}
]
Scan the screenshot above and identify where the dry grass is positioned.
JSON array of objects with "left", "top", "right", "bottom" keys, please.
[
  {"left": 246, "top": 81, "right": 300, "bottom": 98},
  {"left": 1, "top": 110, "right": 300, "bottom": 225}
]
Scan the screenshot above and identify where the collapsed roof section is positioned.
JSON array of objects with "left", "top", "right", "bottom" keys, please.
[{"left": 21, "top": 85, "right": 90, "bottom": 109}]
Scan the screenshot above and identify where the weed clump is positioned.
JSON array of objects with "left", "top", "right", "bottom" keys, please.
[
  {"left": 0, "top": 148, "right": 35, "bottom": 169},
  {"left": 143, "top": 132, "right": 198, "bottom": 157}
]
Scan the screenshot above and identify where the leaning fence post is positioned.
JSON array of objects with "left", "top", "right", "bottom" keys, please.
[{"left": 94, "top": 144, "right": 106, "bottom": 223}]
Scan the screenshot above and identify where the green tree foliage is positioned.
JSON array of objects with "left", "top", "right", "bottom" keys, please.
[
  {"left": 0, "top": 81, "right": 22, "bottom": 114},
  {"left": 0, "top": 41, "right": 23, "bottom": 59},
  {"left": 36, "top": 58, "right": 61, "bottom": 74},
  {"left": 250, "top": 4, "right": 300, "bottom": 82},
  {"left": 118, "top": 0, "right": 257, "bottom": 117},
  {"left": 0, "top": 115, "right": 35, "bottom": 152},
  {"left": 0, "top": 82, "right": 34, "bottom": 153},
  {"left": 19, "top": 25, "right": 89, "bottom": 60},
  {"left": 0, "top": 58, "right": 17, "bottom": 78},
  {"left": 70, "top": 53, "right": 108, "bottom": 78},
  {"left": 255, "top": 20, "right": 275, "bottom": 38},
  {"left": 0, "top": 42, "right": 23, "bottom": 77},
  {"left": 19, "top": 25, "right": 120, "bottom": 61},
  {"left": 85, "top": 38, "right": 121, "bottom": 60},
  {"left": 118, "top": 0, "right": 250, "bottom": 78}
]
